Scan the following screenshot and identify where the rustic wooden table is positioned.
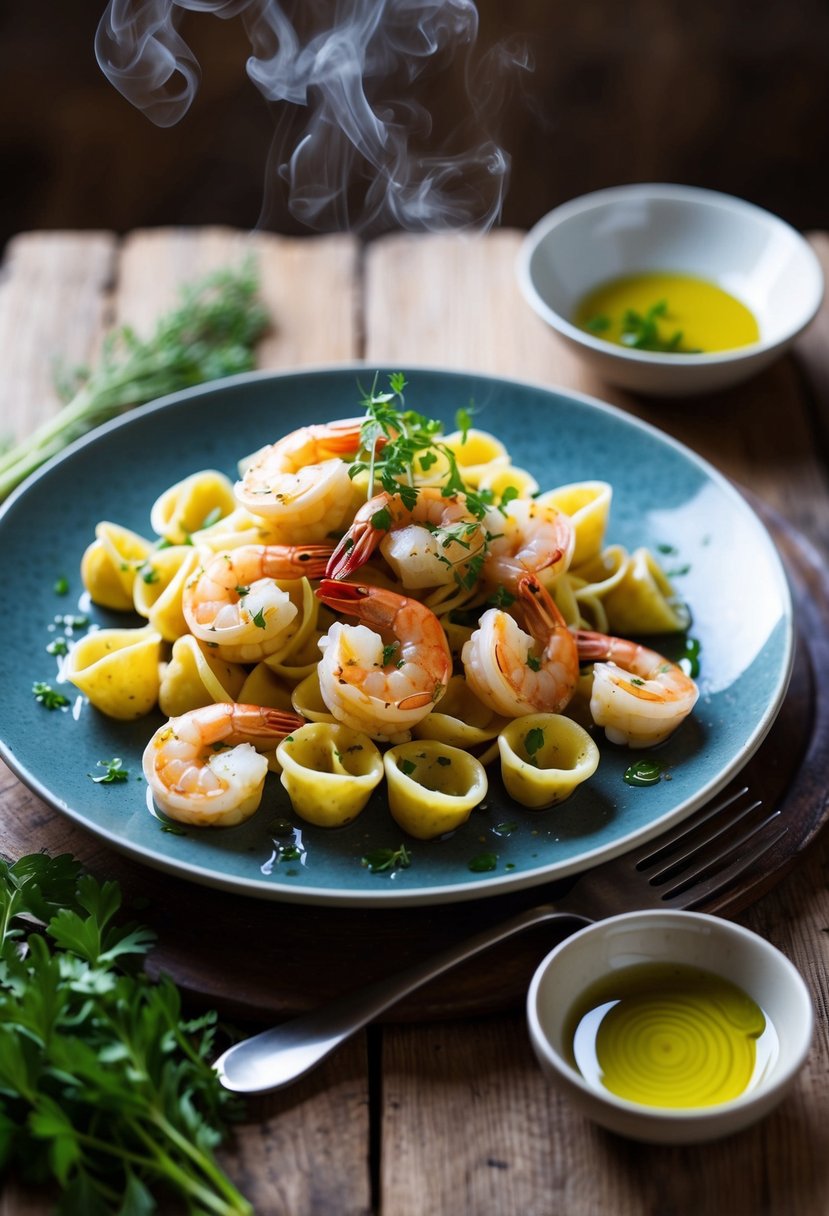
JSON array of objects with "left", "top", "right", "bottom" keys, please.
[{"left": 1, "top": 226, "right": 829, "bottom": 1215}]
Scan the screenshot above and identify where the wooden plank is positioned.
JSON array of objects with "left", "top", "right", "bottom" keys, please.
[
  {"left": 218, "top": 1038, "right": 372, "bottom": 1215},
  {"left": 0, "top": 231, "right": 116, "bottom": 440},
  {"left": 114, "top": 226, "right": 360, "bottom": 368}
]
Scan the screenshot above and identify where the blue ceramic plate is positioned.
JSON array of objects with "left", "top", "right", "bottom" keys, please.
[{"left": 0, "top": 367, "right": 793, "bottom": 906}]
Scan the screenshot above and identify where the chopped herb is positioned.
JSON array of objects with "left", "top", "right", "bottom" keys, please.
[
  {"left": 526, "top": 655, "right": 541, "bottom": 672},
  {"left": 53, "top": 576, "right": 69, "bottom": 595},
  {"left": 629, "top": 676, "right": 646, "bottom": 686},
  {"left": 251, "top": 607, "right": 267, "bottom": 629},
  {"left": 32, "top": 681, "right": 69, "bottom": 710},
  {"left": 455, "top": 404, "right": 474, "bottom": 440},
  {"left": 617, "top": 300, "right": 701, "bottom": 353},
  {"left": 361, "top": 843, "right": 412, "bottom": 873},
  {"left": 489, "top": 585, "right": 516, "bottom": 609},
  {"left": 398, "top": 758, "right": 417, "bottom": 776},
  {"left": 235, "top": 584, "right": 251, "bottom": 597},
  {"left": 437, "top": 755, "right": 452, "bottom": 766},
  {"left": 382, "top": 642, "right": 400, "bottom": 666},
  {"left": 90, "top": 757, "right": 129, "bottom": 784},
  {"left": 667, "top": 563, "right": 691, "bottom": 577},
  {"left": 585, "top": 314, "right": 611, "bottom": 333},
  {"left": 46, "top": 637, "right": 68, "bottom": 657},
  {"left": 524, "top": 726, "right": 545, "bottom": 761},
  {"left": 140, "top": 563, "right": 160, "bottom": 585}
]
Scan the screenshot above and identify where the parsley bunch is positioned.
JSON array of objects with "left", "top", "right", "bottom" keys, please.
[
  {"left": 0, "top": 262, "right": 269, "bottom": 503},
  {"left": 0, "top": 853, "right": 250, "bottom": 1214}
]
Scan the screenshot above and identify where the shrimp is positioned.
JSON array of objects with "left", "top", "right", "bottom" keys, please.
[
  {"left": 235, "top": 418, "right": 375, "bottom": 541},
  {"left": 327, "top": 488, "right": 487, "bottom": 589},
  {"left": 142, "top": 702, "right": 305, "bottom": 827},
  {"left": 182, "top": 543, "right": 332, "bottom": 663},
  {"left": 483, "top": 497, "right": 574, "bottom": 592},
  {"left": 576, "top": 630, "right": 699, "bottom": 747},
  {"left": 315, "top": 578, "right": 452, "bottom": 742},
  {"left": 462, "top": 573, "right": 579, "bottom": 718}
]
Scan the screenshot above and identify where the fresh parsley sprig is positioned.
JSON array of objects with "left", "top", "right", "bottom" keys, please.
[{"left": 0, "top": 853, "right": 251, "bottom": 1214}]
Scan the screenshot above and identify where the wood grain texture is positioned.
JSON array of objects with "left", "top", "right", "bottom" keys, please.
[
  {"left": 0, "top": 231, "right": 116, "bottom": 439},
  {"left": 2, "top": 226, "right": 829, "bottom": 1216}
]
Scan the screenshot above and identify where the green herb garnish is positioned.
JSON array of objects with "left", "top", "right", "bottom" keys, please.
[
  {"left": 524, "top": 726, "right": 545, "bottom": 763},
  {"left": 90, "top": 757, "right": 129, "bottom": 784},
  {"left": 361, "top": 844, "right": 412, "bottom": 873},
  {"left": 0, "top": 853, "right": 251, "bottom": 1213},
  {"left": 32, "top": 681, "right": 69, "bottom": 710},
  {"left": 0, "top": 262, "right": 269, "bottom": 502},
  {"left": 54, "top": 576, "right": 69, "bottom": 595}
]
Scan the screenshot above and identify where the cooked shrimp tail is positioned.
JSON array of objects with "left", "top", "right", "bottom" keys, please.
[
  {"left": 326, "top": 488, "right": 486, "bottom": 587},
  {"left": 142, "top": 702, "right": 305, "bottom": 827},
  {"left": 461, "top": 573, "right": 579, "bottom": 718},
  {"left": 315, "top": 579, "right": 452, "bottom": 741},
  {"left": 575, "top": 629, "right": 699, "bottom": 747}
]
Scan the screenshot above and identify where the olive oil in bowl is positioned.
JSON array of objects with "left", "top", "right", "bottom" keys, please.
[
  {"left": 566, "top": 962, "right": 778, "bottom": 1109},
  {"left": 575, "top": 272, "right": 760, "bottom": 355}
]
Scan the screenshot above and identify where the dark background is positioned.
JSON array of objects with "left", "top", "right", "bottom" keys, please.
[{"left": 2, "top": 1, "right": 828, "bottom": 252}]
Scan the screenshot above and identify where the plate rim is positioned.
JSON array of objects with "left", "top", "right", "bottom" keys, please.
[{"left": 0, "top": 363, "right": 795, "bottom": 906}]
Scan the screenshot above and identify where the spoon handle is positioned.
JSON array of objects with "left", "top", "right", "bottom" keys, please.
[{"left": 214, "top": 905, "right": 588, "bottom": 1094}]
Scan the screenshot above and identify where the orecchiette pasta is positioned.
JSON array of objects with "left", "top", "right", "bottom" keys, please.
[
  {"left": 383, "top": 741, "right": 488, "bottom": 839},
  {"left": 498, "top": 714, "right": 600, "bottom": 809},
  {"left": 68, "top": 390, "right": 697, "bottom": 838},
  {"left": 64, "top": 626, "right": 163, "bottom": 719},
  {"left": 276, "top": 723, "right": 384, "bottom": 826}
]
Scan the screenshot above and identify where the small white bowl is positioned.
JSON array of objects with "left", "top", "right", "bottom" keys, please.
[
  {"left": 527, "top": 910, "right": 813, "bottom": 1144},
  {"left": 517, "top": 184, "right": 824, "bottom": 396}
]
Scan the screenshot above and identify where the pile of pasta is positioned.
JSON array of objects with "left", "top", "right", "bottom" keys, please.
[{"left": 65, "top": 425, "right": 691, "bottom": 838}]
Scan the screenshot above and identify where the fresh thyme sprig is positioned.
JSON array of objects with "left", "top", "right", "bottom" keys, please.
[
  {"left": 349, "top": 373, "right": 498, "bottom": 521},
  {"left": 0, "top": 261, "right": 269, "bottom": 502}
]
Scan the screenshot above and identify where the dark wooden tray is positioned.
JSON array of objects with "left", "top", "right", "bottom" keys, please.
[{"left": 1, "top": 505, "right": 826, "bottom": 1023}]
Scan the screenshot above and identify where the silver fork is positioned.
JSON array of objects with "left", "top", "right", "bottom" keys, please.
[{"left": 215, "top": 785, "right": 785, "bottom": 1094}]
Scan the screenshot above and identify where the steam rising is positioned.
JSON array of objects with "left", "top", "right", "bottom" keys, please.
[{"left": 95, "top": 1, "right": 524, "bottom": 234}]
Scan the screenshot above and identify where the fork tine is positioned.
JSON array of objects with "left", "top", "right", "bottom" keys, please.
[
  {"left": 632, "top": 785, "right": 760, "bottom": 871},
  {"left": 659, "top": 819, "right": 788, "bottom": 906},
  {"left": 646, "top": 802, "right": 775, "bottom": 886}
]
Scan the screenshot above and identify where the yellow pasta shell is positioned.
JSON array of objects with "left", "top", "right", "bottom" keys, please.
[
  {"left": 498, "top": 714, "right": 599, "bottom": 809},
  {"left": 602, "top": 547, "right": 691, "bottom": 634},
  {"left": 413, "top": 676, "right": 509, "bottom": 753},
  {"left": 477, "top": 463, "right": 540, "bottom": 500},
  {"left": 384, "top": 742, "right": 488, "bottom": 839},
  {"left": 290, "top": 668, "right": 338, "bottom": 724},
  {"left": 64, "top": 625, "right": 162, "bottom": 719},
  {"left": 263, "top": 578, "right": 320, "bottom": 673},
  {"left": 158, "top": 634, "right": 247, "bottom": 717},
  {"left": 238, "top": 662, "right": 296, "bottom": 713},
  {"left": 538, "top": 481, "right": 611, "bottom": 566},
  {"left": 132, "top": 545, "right": 201, "bottom": 642},
  {"left": 440, "top": 428, "right": 510, "bottom": 487},
  {"left": 277, "top": 724, "right": 384, "bottom": 827},
  {"left": 150, "top": 469, "right": 236, "bottom": 544},
  {"left": 80, "top": 522, "right": 154, "bottom": 610}
]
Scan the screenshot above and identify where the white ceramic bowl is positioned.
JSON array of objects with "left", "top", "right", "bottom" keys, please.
[
  {"left": 517, "top": 184, "right": 824, "bottom": 397},
  {"left": 527, "top": 910, "right": 813, "bottom": 1144}
]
